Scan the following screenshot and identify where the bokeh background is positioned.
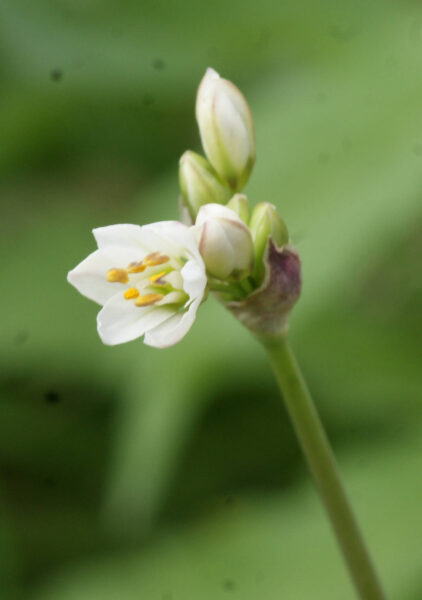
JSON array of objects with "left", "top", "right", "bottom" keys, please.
[{"left": 1, "top": 0, "right": 422, "bottom": 598}]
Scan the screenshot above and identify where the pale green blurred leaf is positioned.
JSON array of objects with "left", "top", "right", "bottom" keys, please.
[{"left": 30, "top": 431, "right": 422, "bottom": 600}]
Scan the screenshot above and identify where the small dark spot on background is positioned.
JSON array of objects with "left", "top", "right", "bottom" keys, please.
[
  {"left": 50, "top": 68, "right": 63, "bottom": 82},
  {"left": 328, "top": 24, "right": 359, "bottom": 43},
  {"left": 15, "top": 331, "right": 29, "bottom": 345},
  {"left": 385, "top": 54, "right": 398, "bottom": 68},
  {"left": 223, "top": 579, "right": 236, "bottom": 592},
  {"left": 142, "top": 93, "right": 155, "bottom": 107},
  {"left": 43, "top": 477, "right": 56, "bottom": 488},
  {"left": 412, "top": 143, "right": 422, "bottom": 157},
  {"left": 317, "top": 152, "right": 330, "bottom": 165},
  {"left": 254, "top": 27, "right": 270, "bottom": 52},
  {"left": 291, "top": 228, "right": 306, "bottom": 244},
  {"left": 161, "top": 593, "right": 172, "bottom": 600},
  {"left": 409, "top": 18, "right": 422, "bottom": 43},
  {"left": 223, "top": 494, "right": 236, "bottom": 507},
  {"left": 44, "top": 390, "right": 60, "bottom": 404},
  {"left": 152, "top": 58, "right": 166, "bottom": 71},
  {"left": 342, "top": 137, "right": 352, "bottom": 152},
  {"left": 315, "top": 92, "right": 327, "bottom": 104}
]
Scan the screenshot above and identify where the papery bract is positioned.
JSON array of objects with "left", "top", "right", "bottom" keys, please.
[{"left": 227, "top": 242, "right": 301, "bottom": 337}]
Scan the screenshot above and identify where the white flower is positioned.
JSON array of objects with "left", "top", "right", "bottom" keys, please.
[
  {"left": 196, "top": 68, "right": 255, "bottom": 191},
  {"left": 195, "top": 203, "right": 254, "bottom": 280},
  {"left": 67, "top": 221, "right": 207, "bottom": 348}
]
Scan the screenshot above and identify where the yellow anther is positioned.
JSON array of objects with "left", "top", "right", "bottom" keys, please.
[
  {"left": 123, "top": 287, "right": 140, "bottom": 300},
  {"left": 106, "top": 268, "right": 128, "bottom": 283},
  {"left": 148, "top": 271, "right": 167, "bottom": 286},
  {"left": 143, "top": 252, "right": 170, "bottom": 267},
  {"left": 127, "top": 261, "right": 146, "bottom": 274},
  {"left": 134, "top": 293, "right": 164, "bottom": 307}
]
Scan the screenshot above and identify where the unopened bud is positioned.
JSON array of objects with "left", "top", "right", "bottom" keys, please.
[
  {"left": 196, "top": 68, "right": 255, "bottom": 191},
  {"left": 226, "top": 193, "right": 250, "bottom": 224},
  {"left": 249, "top": 203, "right": 289, "bottom": 283},
  {"left": 196, "top": 203, "right": 254, "bottom": 280},
  {"left": 179, "top": 151, "right": 231, "bottom": 220}
]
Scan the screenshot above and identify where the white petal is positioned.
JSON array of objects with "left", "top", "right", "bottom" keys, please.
[
  {"left": 165, "top": 270, "right": 183, "bottom": 289},
  {"left": 93, "top": 224, "right": 146, "bottom": 250},
  {"left": 180, "top": 257, "right": 207, "bottom": 300},
  {"left": 143, "top": 221, "right": 201, "bottom": 259},
  {"left": 196, "top": 203, "right": 253, "bottom": 276},
  {"left": 215, "top": 87, "right": 250, "bottom": 172},
  {"left": 157, "top": 291, "right": 186, "bottom": 306},
  {"left": 97, "top": 293, "right": 174, "bottom": 346},
  {"left": 198, "top": 220, "right": 235, "bottom": 279},
  {"left": 67, "top": 245, "right": 143, "bottom": 305},
  {"left": 195, "top": 68, "right": 220, "bottom": 124},
  {"left": 143, "top": 296, "right": 202, "bottom": 348},
  {"left": 196, "top": 203, "right": 245, "bottom": 227}
]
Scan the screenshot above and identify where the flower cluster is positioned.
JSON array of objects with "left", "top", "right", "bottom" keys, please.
[{"left": 68, "top": 69, "right": 300, "bottom": 348}]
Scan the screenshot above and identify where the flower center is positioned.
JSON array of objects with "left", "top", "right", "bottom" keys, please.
[{"left": 106, "top": 252, "right": 187, "bottom": 308}]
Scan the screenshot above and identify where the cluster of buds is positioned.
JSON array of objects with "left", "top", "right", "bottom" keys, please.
[
  {"left": 68, "top": 69, "right": 301, "bottom": 348},
  {"left": 179, "top": 68, "right": 301, "bottom": 337}
]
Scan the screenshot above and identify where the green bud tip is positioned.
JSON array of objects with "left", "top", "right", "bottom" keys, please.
[
  {"left": 249, "top": 202, "right": 289, "bottom": 284},
  {"left": 226, "top": 194, "right": 250, "bottom": 224},
  {"left": 179, "top": 150, "right": 232, "bottom": 220}
]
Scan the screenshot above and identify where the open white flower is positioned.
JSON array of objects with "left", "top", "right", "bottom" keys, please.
[{"left": 67, "top": 221, "right": 207, "bottom": 348}]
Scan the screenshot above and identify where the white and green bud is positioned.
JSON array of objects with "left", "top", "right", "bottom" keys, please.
[
  {"left": 249, "top": 202, "right": 289, "bottom": 283},
  {"left": 179, "top": 151, "right": 232, "bottom": 220},
  {"left": 196, "top": 68, "right": 255, "bottom": 192},
  {"left": 226, "top": 193, "right": 250, "bottom": 224},
  {"left": 195, "top": 203, "right": 254, "bottom": 280}
]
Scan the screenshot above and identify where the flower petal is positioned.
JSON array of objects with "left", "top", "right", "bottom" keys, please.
[
  {"left": 67, "top": 245, "right": 143, "bottom": 305},
  {"left": 143, "top": 296, "right": 202, "bottom": 348},
  {"left": 198, "top": 220, "right": 235, "bottom": 279},
  {"left": 180, "top": 258, "right": 207, "bottom": 300},
  {"left": 196, "top": 202, "right": 245, "bottom": 227},
  {"left": 93, "top": 224, "right": 146, "bottom": 250},
  {"left": 97, "top": 292, "right": 174, "bottom": 345},
  {"left": 143, "top": 221, "right": 202, "bottom": 259}
]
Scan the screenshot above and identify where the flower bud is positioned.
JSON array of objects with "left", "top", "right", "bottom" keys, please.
[
  {"left": 226, "top": 193, "right": 250, "bottom": 224},
  {"left": 195, "top": 203, "right": 254, "bottom": 280},
  {"left": 179, "top": 151, "right": 232, "bottom": 220},
  {"left": 249, "top": 203, "right": 289, "bottom": 283},
  {"left": 196, "top": 68, "right": 255, "bottom": 191}
]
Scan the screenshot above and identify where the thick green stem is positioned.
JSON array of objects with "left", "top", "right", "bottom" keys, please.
[{"left": 263, "top": 336, "right": 386, "bottom": 600}]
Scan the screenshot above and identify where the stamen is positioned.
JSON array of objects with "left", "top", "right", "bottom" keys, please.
[
  {"left": 148, "top": 271, "right": 167, "bottom": 286},
  {"left": 127, "top": 261, "right": 146, "bottom": 274},
  {"left": 106, "top": 268, "right": 128, "bottom": 283},
  {"left": 123, "top": 287, "right": 140, "bottom": 300},
  {"left": 134, "top": 293, "right": 164, "bottom": 307},
  {"left": 143, "top": 252, "right": 170, "bottom": 267}
]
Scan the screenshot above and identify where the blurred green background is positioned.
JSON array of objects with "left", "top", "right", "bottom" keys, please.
[{"left": 1, "top": 0, "right": 422, "bottom": 598}]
